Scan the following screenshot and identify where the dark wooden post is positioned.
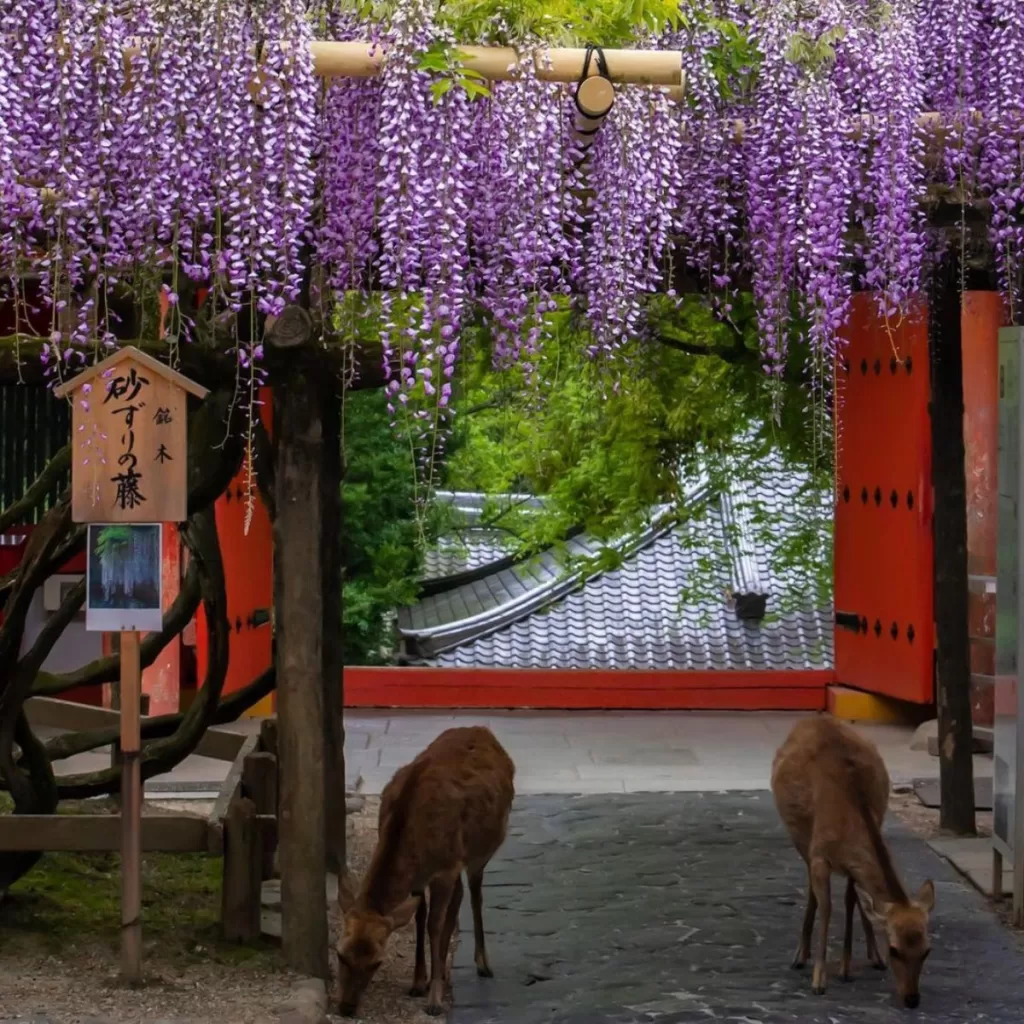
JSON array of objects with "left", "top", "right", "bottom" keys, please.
[
  {"left": 243, "top": 750, "right": 278, "bottom": 880},
  {"left": 321, "top": 383, "right": 346, "bottom": 874},
  {"left": 222, "top": 796, "right": 263, "bottom": 943},
  {"left": 928, "top": 244, "right": 977, "bottom": 835},
  {"left": 271, "top": 307, "right": 329, "bottom": 979}
]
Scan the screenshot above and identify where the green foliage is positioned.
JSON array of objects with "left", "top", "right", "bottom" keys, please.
[
  {"left": 341, "top": 388, "right": 446, "bottom": 664},
  {"left": 434, "top": 0, "right": 684, "bottom": 47},
  {"left": 443, "top": 296, "right": 833, "bottom": 606},
  {"left": 417, "top": 43, "right": 492, "bottom": 102},
  {"left": 785, "top": 25, "right": 847, "bottom": 76},
  {"left": 1, "top": 804, "right": 275, "bottom": 967},
  {"left": 702, "top": 16, "right": 762, "bottom": 102},
  {"left": 93, "top": 525, "right": 132, "bottom": 561}
]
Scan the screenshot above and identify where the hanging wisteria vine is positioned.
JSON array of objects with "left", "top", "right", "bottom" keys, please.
[{"left": 3, "top": 0, "right": 1024, "bottom": 477}]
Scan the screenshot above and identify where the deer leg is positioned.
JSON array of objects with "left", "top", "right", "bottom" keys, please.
[
  {"left": 439, "top": 876, "right": 464, "bottom": 984},
  {"left": 791, "top": 872, "right": 818, "bottom": 970},
  {"left": 425, "top": 875, "right": 457, "bottom": 1017},
  {"left": 409, "top": 893, "right": 428, "bottom": 997},
  {"left": 855, "top": 888, "right": 885, "bottom": 970},
  {"left": 468, "top": 868, "right": 493, "bottom": 978},
  {"left": 810, "top": 857, "right": 831, "bottom": 995},
  {"left": 841, "top": 877, "right": 856, "bottom": 981}
]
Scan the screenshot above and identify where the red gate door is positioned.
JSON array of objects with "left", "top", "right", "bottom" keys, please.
[{"left": 834, "top": 293, "right": 935, "bottom": 703}]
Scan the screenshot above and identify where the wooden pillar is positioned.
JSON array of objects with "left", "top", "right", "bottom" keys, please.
[
  {"left": 928, "top": 245, "right": 977, "bottom": 835},
  {"left": 119, "top": 629, "right": 143, "bottom": 982},
  {"left": 271, "top": 307, "right": 329, "bottom": 979},
  {"left": 321, "top": 383, "right": 346, "bottom": 873}
]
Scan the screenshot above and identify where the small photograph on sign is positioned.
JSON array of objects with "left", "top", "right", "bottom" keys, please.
[{"left": 85, "top": 524, "right": 163, "bottom": 633}]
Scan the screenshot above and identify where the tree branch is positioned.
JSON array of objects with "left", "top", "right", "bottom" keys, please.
[
  {"left": 46, "top": 503, "right": 230, "bottom": 799},
  {"left": 654, "top": 332, "right": 755, "bottom": 363},
  {"left": 0, "top": 445, "right": 70, "bottom": 532},
  {"left": 42, "top": 667, "right": 275, "bottom": 768},
  {"left": 31, "top": 560, "right": 201, "bottom": 697}
]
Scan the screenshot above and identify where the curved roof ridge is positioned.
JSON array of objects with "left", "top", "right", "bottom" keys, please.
[{"left": 399, "top": 484, "right": 712, "bottom": 659}]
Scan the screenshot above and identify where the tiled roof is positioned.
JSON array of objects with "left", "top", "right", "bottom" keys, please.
[
  {"left": 398, "top": 463, "right": 833, "bottom": 672},
  {"left": 418, "top": 491, "right": 545, "bottom": 584}
]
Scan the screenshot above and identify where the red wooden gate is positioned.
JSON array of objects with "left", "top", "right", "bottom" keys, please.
[{"left": 834, "top": 293, "right": 935, "bottom": 703}]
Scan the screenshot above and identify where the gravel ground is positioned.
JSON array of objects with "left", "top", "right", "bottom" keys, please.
[{"left": 0, "top": 802, "right": 295, "bottom": 1024}]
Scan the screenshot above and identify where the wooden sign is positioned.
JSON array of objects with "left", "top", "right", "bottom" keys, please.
[{"left": 53, "top": 347, "right": 208, "bottom": 524}]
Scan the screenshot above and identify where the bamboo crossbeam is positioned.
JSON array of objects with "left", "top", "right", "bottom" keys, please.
[{"left": 312, "top": 41, "right": 682, "bottom": 85}]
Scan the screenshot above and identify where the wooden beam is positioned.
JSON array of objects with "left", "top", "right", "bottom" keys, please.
[
  {"left": 207, "top": 733, "right": 260, "bottom": 855},
  {"left": 928, "top": 244, "right": 977, "bottom": 835},
  {"left": 221, "top": 796, "right": 263, "bottom": 943},
  {"left": 0, "top": 814, "right": 208, "bottom": 852},
  {"left": 309, "top": 41, "right": 681, "bottom": 85},
  {"left": 24, "top": 696, "right": 249, "bottom": 762},
  {"left": 274, "top": 350, "right": 329, "bottom": 980},
  {"left": 321, "top": 383, "right": 346, "bottom": 874}
]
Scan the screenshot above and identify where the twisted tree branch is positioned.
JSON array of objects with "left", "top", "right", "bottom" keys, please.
[
  {"left": 0, "top": 445, "right": 70, "bottom": 533},
  {"left": 31, "top": 560, "right": 201, "bottom": 697}
]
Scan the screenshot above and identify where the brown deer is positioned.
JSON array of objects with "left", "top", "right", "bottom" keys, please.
[
  {"left": 771, "top": 714, "right": 935, "bottom": 1008},
  {"left": 337, "top": 726, "right": 515, "bottom": 1017}
]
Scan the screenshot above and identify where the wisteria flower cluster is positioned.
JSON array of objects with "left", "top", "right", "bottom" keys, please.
[{"left": 3, "top": 0, "right": 1024, "bottom": 449}]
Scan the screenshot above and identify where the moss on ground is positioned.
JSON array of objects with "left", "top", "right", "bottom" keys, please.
[{"left": 0, "top": 801, "right": 279, "bottom": 970}]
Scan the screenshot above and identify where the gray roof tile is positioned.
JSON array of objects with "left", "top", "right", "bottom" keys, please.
[{"left": 399, "top": 461, "right": 832, "bottom": 672}]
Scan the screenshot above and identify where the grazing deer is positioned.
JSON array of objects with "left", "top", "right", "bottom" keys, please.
[
  {"left": 771, "top": 715, "right": 935, "bottom": 1008},
  {"left": 337, "top": 726, "right": 515, "bottom": 1017}
]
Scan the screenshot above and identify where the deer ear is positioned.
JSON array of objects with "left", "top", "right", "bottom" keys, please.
[
  {"left": 388, "top": 895, "right": 421, "bottom": 931},
  {"left": 857, "top": 886, "right": 893, "bottom": 923},
  {"left": 338, "top": 871, "right": 358, "bottom": 913},
  {"left": 914, "top": 879, "right": 935, "bottom": 912}
]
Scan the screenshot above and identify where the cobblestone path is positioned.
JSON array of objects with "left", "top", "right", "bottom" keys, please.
[{"left": 450, "top": 793, "right": 1024, "bottom": 1024}]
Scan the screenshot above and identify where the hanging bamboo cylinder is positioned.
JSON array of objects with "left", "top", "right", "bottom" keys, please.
[
  {"left": 309, "top": 41, "right": 682, "bottom": 85},
  {"left": 572, "top": 75, "right": 616, "bottom": 158}
]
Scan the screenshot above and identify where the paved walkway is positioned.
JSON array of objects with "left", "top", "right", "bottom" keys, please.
[
  {"left": 449, "top": 793, "right": 1023, "bottom": 1024},
  {"left": 46, "top": 710, "right": 989, "bottom": 797},
  {"left": 344, "top": 711, "right": 987, "bottom": 795}
]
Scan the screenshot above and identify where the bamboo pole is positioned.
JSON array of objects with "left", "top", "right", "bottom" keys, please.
[{"left": 309, "top": 41, "right": 681, "bottom": 85}]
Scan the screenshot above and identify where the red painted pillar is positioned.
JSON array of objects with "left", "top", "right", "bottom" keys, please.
[
  {"left": 961, "top": 291, "right": 1002, "bottom": 728},
  {"left": 194, "top": 389, "right": 274, "bottom": 716}
]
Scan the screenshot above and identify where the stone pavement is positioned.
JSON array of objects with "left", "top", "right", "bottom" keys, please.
[
  {"left": 43, "top": 710, "right": 990, "bottom": 798},
  {"left": 449, "top": 793, "right": 1024, "bottom": 1024},
  {"left": 345, "top": 711, "right": 990, "bottom": 795}
]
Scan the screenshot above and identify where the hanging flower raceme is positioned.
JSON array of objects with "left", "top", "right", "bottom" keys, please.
[
  {"left": 851, "top": 0, "right": 928, "bottom": 322},
  {"left": 582, "top": 85, "right": 683, "bottom": 356},
  {"left": 473, "top": 68, "right": 579, "bottom": 375},
  {"left": 980, "top": 0, "right": 1024, "bottom": 319}
]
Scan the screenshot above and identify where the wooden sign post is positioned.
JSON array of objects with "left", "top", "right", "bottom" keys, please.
[{"left": 54, "top": 347, "right": 208, "bottom": 983}]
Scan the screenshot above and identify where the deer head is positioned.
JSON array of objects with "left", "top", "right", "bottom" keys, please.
[
  {"left": 861, "top": 880, "right": 935, "bottom": 1009},
  {"left": 336, "top": 874, "right": 419, "bottom": 1017}
]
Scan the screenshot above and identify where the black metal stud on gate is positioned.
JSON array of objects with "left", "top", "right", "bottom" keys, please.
[
  {"left": 905, "top": 355, "right": 913, "bottom": 374},
  {"left": 890, "top": 488, "right": 898, "bottom": 508},
  {"left": 235, "top": 616, "right": 243, "bottom": 633},
  {"left": 861, "top": 358, "right": 869, "bottom": 375},
  {"left": 861, "top": 486, "right": 869, "bottom": 504},
  {"left": 890, "top": 356, "right": 899, "bottom": 374},
  {"left": 890, "top": 621, "right": 899, "bottom": 640},
  {"left": 860, "top": 616, "right": 869, "bottom": 634},
  {"left": 874, "top": 358, "right": 882, "bottom": 375},
  {"left": 907, "top": 623, "right": 916, "bottom": 643},
  {"left": 843, "top": 357, "right": 851, "bottom": 375},
  {"left": 874, "top": 486, "right": 882, "bottom": 506},
  {"left": 843, "top": 485, "right": 850, "bottom": 502},
  {"left": 874, "top": 619, "right": 883, "bottom": 637},
  {"left": 907, "top": 490, "right": 914, "bottom": 510}
]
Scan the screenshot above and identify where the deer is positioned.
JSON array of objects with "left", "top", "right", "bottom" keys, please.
[
  {"left": 771, "top": 714, "right": 935, "bottom": 1009},
  {"left": 336, "top": 726, "right": 515, "bottom": 1018}
]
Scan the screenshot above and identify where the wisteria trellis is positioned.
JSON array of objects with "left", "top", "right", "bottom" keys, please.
[{"left": 1, "top": 0, "right": 1022, "bottom": 438}]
